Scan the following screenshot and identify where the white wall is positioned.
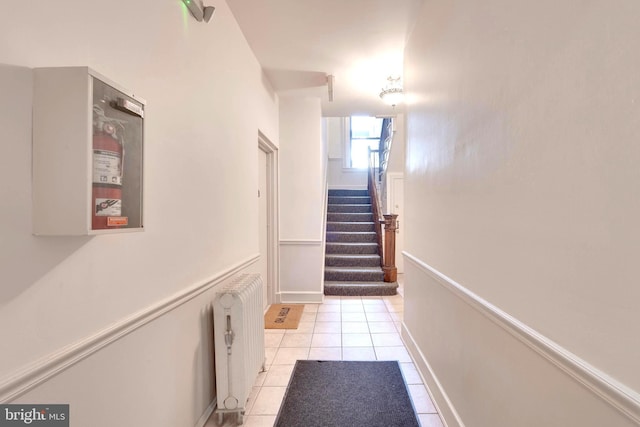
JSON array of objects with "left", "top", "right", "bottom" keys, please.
[
  {"left": 279, "top": 97, "right": 326, "bottom": 302},
  {"left": 325, "top": 117, "right": 367, "bottom": 189},
  {"left": 0, "top": 1, "right": 278, "bottom": 425},
  {"left": 403, "top": 1, "right": 640, "bottom": 426}
]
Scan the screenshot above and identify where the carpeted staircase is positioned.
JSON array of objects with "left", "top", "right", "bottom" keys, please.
[{"left": 324, "top": 189, "right": 398, "bottom": 296}]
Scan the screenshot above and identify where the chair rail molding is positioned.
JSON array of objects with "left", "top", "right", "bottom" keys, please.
[
  {"left": 0, "top": 254, "right": 260, "bottom": 402},
  {"left": 403, "top": 251, "right": 640, "bottom": 425}
]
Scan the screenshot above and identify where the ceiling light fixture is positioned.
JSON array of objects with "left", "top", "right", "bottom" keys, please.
[
  {"left": 182, "top": 0, "right": 215, "bottom": 22},
  {"left": 379, "top": 75, "right": 404, "bottom": 107}
]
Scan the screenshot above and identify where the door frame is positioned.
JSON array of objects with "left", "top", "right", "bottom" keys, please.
[{"left": 258, "top": 131, "right": 280, "bottom": 305}]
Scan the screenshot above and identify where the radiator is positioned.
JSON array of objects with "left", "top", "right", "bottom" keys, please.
[{"left": 213, "top": 273, "right": 266, "bottom": 424}]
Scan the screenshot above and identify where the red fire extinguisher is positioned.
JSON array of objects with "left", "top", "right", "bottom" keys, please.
[{"left": 92, "top": 105, "right": 127, "bottom": 229}]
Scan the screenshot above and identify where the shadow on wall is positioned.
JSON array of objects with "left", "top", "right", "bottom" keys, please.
[
  {"left": 0, "top": 63, "right": 93, "bottom": 305},
  {"left": 192, "top": 303, "right": 216, "bottom": 417}
]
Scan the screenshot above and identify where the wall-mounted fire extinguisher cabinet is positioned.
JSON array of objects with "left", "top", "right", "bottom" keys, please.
[{"left": 33, "top": 67, "right": 145, "bottom": 235}]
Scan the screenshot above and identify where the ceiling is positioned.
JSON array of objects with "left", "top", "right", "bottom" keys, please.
[{"left": 227, "top": 0, "right": 424, "bottom": 117}]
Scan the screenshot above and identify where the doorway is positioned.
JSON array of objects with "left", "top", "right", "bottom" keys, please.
[{"left": 258, "top": 132, "right": 279, "bottom": 307}]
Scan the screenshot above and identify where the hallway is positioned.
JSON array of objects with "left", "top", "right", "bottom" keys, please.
[{"left": 206, "top": 276, "right": 443, "bottom": 427}]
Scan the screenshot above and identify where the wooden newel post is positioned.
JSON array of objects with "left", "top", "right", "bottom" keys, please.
[{"left": 382, "top": 214, "right": 398, "bottom": 282}]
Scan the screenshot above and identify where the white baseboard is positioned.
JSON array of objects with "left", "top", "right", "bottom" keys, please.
[
  {"left": 278, "top": 291, "right": 324, "bottom": 303},
  {"left": 402, "top": 324, "right": 463, "bottom": 427},
  {"left": 403, "top": 251, "right": 640, "bottom": 425},
  {"left": 279, "top": 239, "right": 322, "bottom": 246},
  {"left": 0, "top": 254, "right": 260, "bottom": 403},
  {"left": 194, "top": 400, "right": 216, "bottom": 427}
]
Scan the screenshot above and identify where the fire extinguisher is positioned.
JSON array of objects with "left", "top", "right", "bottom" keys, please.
[{"left": 92, "top": 105, "right": 127, "bottom": 229}]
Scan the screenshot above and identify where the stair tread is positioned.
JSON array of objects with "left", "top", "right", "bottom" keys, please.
[
  {"left": 325, "top": 266, "right": 383, "bottom": 271},
  {"left": 325, "top": 254, "right": 380, "bottom": 258},
  {"left": 328, "top": 204, "right": 372, "bottom": 207},
  {"left": 327, "top": 221, "right": 375, "bottom": 224},
  {"left": 327, "top": 242, "right": 377, "bottom": 245},
  {"left": 325, "top": 280, "right": 396, "bottom": 285},
  {"left": 326, "top": 231, "right": 376, "bottom": 235}
]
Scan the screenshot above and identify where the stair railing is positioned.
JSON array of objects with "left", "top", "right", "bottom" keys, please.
[{"left": 368, "top": 146, "right": 398, "bottom": 282}]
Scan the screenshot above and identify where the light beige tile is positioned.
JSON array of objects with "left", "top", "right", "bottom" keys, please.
[
  {"left": 365, "top": 312, "right": 392, "bottom": 322},
  {"left": 323, "top": 296, "right": 341, "bottom": 304},
  {"left": 360, "top": 296, "right": 383, "bottom": 301},
  {"left": 285, "top": 321, "right": 314, "bottom": 334},
  {"left": 253, "top": 370, "right": 267, "bottom": 387},
  {"left": 342, "top": 312, "right": 367, "bottom": 322},
  {"left": 418, "top": 414, "right": 444, "bottom": 427},
  {"left": 387, "top": 304, "right": 404, "bottom": 313},
  {"left": 368, "top": 322, "right": 397, "bottom": 333},
  {"left": 383, "top": 294, "right": 404, "bottom": 304},
  {"left": 316, "top": 312, "right": 341, "bottom": 322},
  {"left": 390, "top": 312, "right": 403, "bottom": 322},
  {"left": 249, "top": 386, "right": 287, "bottom": 415},
  {"left": 399, "top": 363, "right": 423, "bottom": 385},
  {"left": 280, "top": 333, "right": 312, "bottom": 348},
  {"left": 363, "top": 304, "right": 388, "bottom": 313},
  {"left": 371, "top": 332, "right": 403, "bottom": 347},
  {"left": 342, "top": 333, "right": 373, "bottom": 347},
  {"left": 340, "top": 298, "right": 363, "bottom": 306},
  {"left": 272, "top": 347, "right": 309, "bottom": 365},
  {"left": 314, "top": 321, "right": 341, "bottom": 333},
  {"left": 394, "top": 321, "right": 403, "bottom": 332},
  {"left": 311, "top": 333, "right": 342, "bottom": 347},
  {"left": 408, "top": 384, "right": 437, "bottom": 413},
  {"left": 341, "top": 304, "right": 365, "bottom": 313},
  {"left": 243, "top": 415, "right": 278, "bottom": 427},
  {"left": 264, "top": 333, "right": 284, "bottom": 348},
  {"left": 245, "top": 386, "right": 260, "bottom": 415},
  {"left": 264, "top": 347, "right": 278, "bottom": 366},
  {"left": 300, "top": 312, "right": 317, "bottom": 322},
  {"left": 374, "top": 346, "right": 412, "bottom": 362},
  {"left": 341, "top": 322, "right": 369, "bottom": 333},
  {"left": 263, "top": 364, "right": 295, "bottom": 387},
  {"left": 318, "top": 304, "right": 341, "bottom": 313},
  {"left": 309, "top": 347, "right": 342, "bottom": 360},
  {"left": 342, "top": 346, "right": 376, "bottom": 361},
  {"left": 303, "top": 304, "right": 319, "bottom": 313}
]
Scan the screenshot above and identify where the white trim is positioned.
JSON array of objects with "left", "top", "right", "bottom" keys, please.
[
  {"left": 279, "top": 239, "right": 322, "bottom": 246},
  {"left": 259, "top": 131, "right": 280, "bottom": 306},
  {"left": 0, "top": 254, "right": 260, "bottom": 403},
  {"left": 402, "top": 324, "right": 463, "bottom": 427},
  {"left": 403, "top": 251, "right": 640, "bottom": 425},
  {"left": 279, "top": 291, "right": 324, "bottom": 303},
  {"left": 195, "top": 400, "right": 217, "bottom": 427}
]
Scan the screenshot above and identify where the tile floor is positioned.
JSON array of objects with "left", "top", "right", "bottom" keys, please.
[{"left": 206, "top": 275, "right": 444, "bottom": 427}]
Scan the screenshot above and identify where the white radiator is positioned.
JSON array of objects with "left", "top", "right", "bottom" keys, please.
[{"left": 213, "top": 273, "right": 265, "bottom": 424}]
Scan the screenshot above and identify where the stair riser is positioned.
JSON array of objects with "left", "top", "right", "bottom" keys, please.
[
  {"left": 324, "top": 271, "right": 385, "bottom": 281},
  {"left": 326, "top": 232, "right": 377, "bottom": 243},
  {"left": 328, "top": 189, "right": 369, "bottom": 197},
  {"left": 327, "top": 204, "right": 372, "bottom": 213},
  {"left": 325, "top": 256, "right": 381, "bottom": 267},
  {"left": 327, "top": 213, "right": 374, "bottom": 222},
  {"left": 325, "top": 243, "right": 378, "bottom": 254},
  {"left": 326, "top": 222, "right": 375, "bottom": 232},
  {"left": 328, "top": 196, "right": 371, "bottom": 205},
  {"left": 324, "top": 283, "right": 398, "bottom": 296}
]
